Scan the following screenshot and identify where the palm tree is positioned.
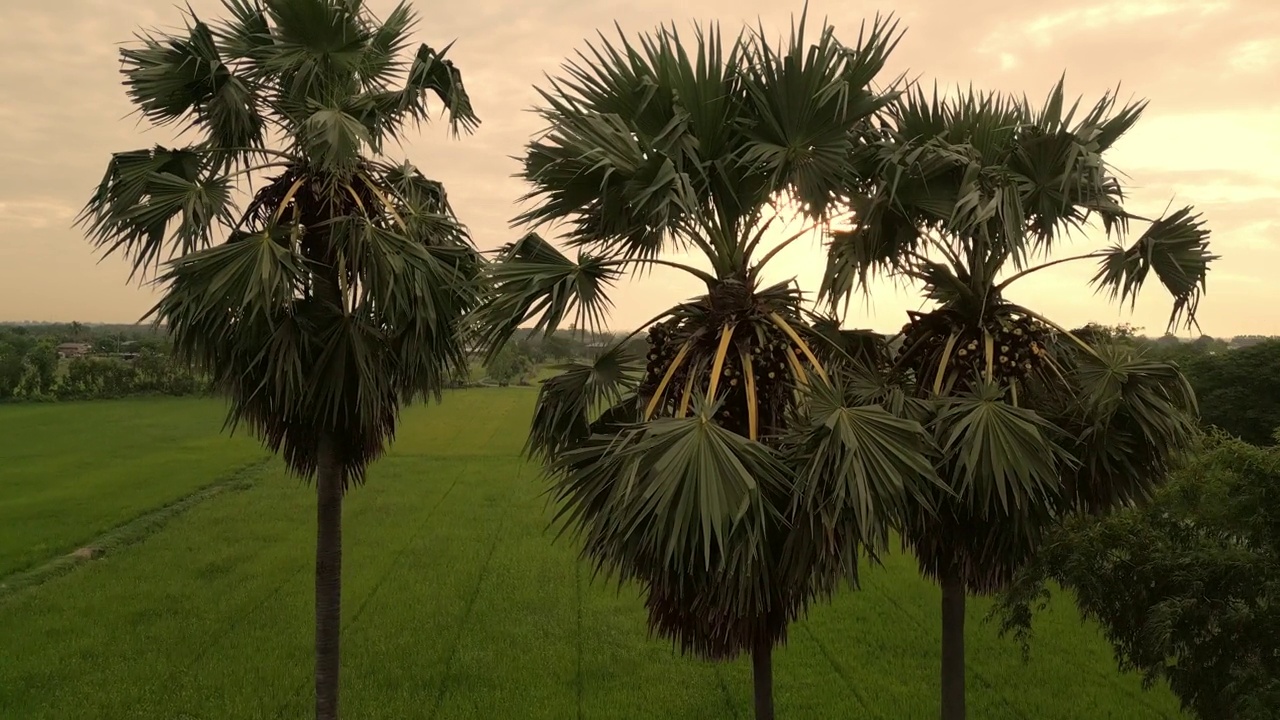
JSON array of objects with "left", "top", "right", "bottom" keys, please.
[
  {"left": 473, "top": 15, "right": 942, "bottom": 719},
  {"left": 76, "top": 2, "right": 480, "bottom": 718},
  {"left": 822, "top": 81, "right": 1215, "bottom": 719}
]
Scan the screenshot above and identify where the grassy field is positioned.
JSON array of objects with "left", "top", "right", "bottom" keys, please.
[
  {"left": 0, "top": 391, "right": 1184, "bottom": 719},
  {"left": 0, "top": 398, "right": 265, "bottom": 577}
]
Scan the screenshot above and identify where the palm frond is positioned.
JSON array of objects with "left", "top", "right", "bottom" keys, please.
[
  {"left": 373, "top": 162, "right": 470, "bottom": 248},
  {"left": 518, "top": 90, "right": 701, "bottom": 261},
  {"left": 739, "top": 13, "right": 902, "bottom": 219},
  {"left": 1091, "top": 207, "right": 1215, "bottom": 331},
  {"left": 527, "top": 342, "right": 644, "bottom": 462},
  {"left": 122, "top": 12, "right": 266, "bottom": 156},
  {"left": 783, "top": 376, "right": 941, "bottom": 548},
  {"left": 300, "top": 107, "right": 371, "bottom": 173},
  {"left": 355, "top": 1, "right": 416, "bottom": 89},
  {"left": 470, "top": 232, "right": 620, "bottom": 357},
  {"left": 550, "top": 399, "right": 789, "bottom": 575},
  {"left": 1063, "top": 343, "right": 1197, "bottom": 510},
  {"left": 933, "top": 381, "right": 1073, "bottom": 515},
  {"left": 211, "top": 0, "right": 274, "bottom": 62},
  {"left": 400, "top": 42, "right": 478, "bottom": 135},
  {"left": 79, "top": 146, "right": 235, "bottom": 279}
]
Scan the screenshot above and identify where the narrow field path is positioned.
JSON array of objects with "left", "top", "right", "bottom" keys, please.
[
  {"left": 0, "top": 397, "right": 265, "bottom": 577},
  {"left": 0, "top": 457, "right": 270, "bottom": 599}
]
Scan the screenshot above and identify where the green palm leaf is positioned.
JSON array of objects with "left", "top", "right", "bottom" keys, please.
[
  {"left": 1064, "top": 343, "right": 1197, "bottom": 510},
  {"left": 933, "top": 381, "right": 1074, "bottom": 514},
  {"left": 783, "top": 376, "right": 942, "bottom": 546},
  {"left": 79, "top": 147, "right": 234, "bottom": 279},
  {"left": 471, "top": 232, "right": 620, "bottom": 358},
  {"left": 121, "top": 14, "right": 265, "bottom": 154},
  {"left": 400, "top": 42, "right": 478, "bottom": 135},
  {"left": 550, "top": 399, "right": 789, "bottom": 574},
  {"left": 1091, "top": 207, "right": 1216, "bottom": 331},
  {"left": 528, "top": 341, "right": 644, "bottom": 462},
  {"left": 739, "top": 14, "right": 902, "bottom": 218}
]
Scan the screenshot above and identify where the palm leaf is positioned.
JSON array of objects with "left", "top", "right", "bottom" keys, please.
[
  {"left": 933, "top": 381, "right": 1074, "bottom": 515},
  {"left": 1091, "top": 207, "right": 1216, "bottom": 331},
  {"left": 739, "top": 14, "right": 902, "bottom": 219},
  {"left": 1063, "top": 343, "right": 1197, "bottom": 510},
  {"left": 550, "top": 399, "right": 789, "bottom": 574},
  {"left": 121, "top": 12, "right": 265, "bottom": 155},
  {"left": 783, "top": 376, "right": 942, "bottom": 547},
  {"left": 400, "top": 42, "right": 479, "bottom": 135},
  {"left": 471, "top": 232, "right": 620, "bottom": 357},
  {"left": 527, "top": 342, "right": 644, "bottom": 462},
  {"left": 79, "top": 146, "right": 235, "bottom": 279}
]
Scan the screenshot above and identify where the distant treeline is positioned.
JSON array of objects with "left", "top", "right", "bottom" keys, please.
[
  {"left": 475, "top": 328, "right": 625, "bottom": 387},
  {"left": 0, "top": 323, "right": 204, "bottom": 402},
  {"left": 6, "top": 322, "right": 1280, "bottom": 446}
]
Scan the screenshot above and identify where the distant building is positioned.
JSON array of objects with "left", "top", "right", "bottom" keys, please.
[{"left": 56, "top": 343, "right": 91, "bottom": 359}]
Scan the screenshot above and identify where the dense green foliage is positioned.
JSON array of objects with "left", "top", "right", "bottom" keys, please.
[
  {"left": 483, "top": 342, "right": 535, "bottom": 386},
  {"left": 0, "top": 328, "right": 57, "bottom": 400},
  {"left": 0, "top": 325, "right": 203, "bottom": 401},
  {"left": 996, "top": 434, "right": 1280, "bottom": 719},
  {"left": 0, "top": 393, "right": 1184, "bottom": 719},
  {"left": 1158, "top": 340, "right": 1280, "bottom": 445}
]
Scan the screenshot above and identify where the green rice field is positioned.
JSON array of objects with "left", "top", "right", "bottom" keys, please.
[{"left": 0, "top": 391, "right": 1185, "bottom": 719}]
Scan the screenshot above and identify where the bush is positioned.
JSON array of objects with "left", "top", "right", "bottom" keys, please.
[{"left": 996, "top": 434, "right": 1280, "bottom": 719}]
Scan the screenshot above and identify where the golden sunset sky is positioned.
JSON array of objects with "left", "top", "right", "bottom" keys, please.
[{"left": 1, "top": 0, "right": 1276, "bottom": 336}]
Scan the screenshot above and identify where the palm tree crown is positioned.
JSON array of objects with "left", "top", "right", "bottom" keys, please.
[
  {"left": 78, "top": 0, "right": 482, "bottom": 481},
  {"left": 823, "top": 80, "right": 1213, "bottom": 587}
]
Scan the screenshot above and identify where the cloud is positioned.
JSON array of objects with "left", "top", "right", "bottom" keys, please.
[
  {"left": 0, "top": 200, "right": 76, "bottom": 230},
  {"left": 1230, "top": 38, "right": 1280, "bottom": 73},
  {"left": 967, "top": 0, "right": 1279, "bottom": 113}
]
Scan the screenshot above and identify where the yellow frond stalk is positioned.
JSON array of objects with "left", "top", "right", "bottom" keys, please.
[
  {"left": 742, "top": 349, "right": 759, "bottom": 440},
  {"left": 704, "top": 324, "right": 737, "bottom": 402},
  {"left": 933, "top": 331, "right": 960, "bottom": 396},
  {"left": 644, "top": 341, "right": 693, "bottom": 420},
  {"left": 768, "top": 312, "right": 829, "bottom": 384}
]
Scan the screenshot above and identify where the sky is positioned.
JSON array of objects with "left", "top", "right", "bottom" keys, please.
[{"left": 1, "top": 0, "right": 1276, "bottom": 337}]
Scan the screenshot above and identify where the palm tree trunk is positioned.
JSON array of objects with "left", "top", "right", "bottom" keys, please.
[
  {"left": 940, "top": 575, "right": 966, "bottom": 720},
  {"left": 315, "top": 432, "right": 343, "bottom": 720},
  {"left": 752, "top": 636, "right": 775, "bottom": 720}
]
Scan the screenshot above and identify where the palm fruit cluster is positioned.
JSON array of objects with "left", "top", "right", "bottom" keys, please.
[
  {"left": 896, "top": 309, "right": 1051, "bottom": 392},
  {"left": 638, "top": 311, "right": 806, "bottom": 439}
]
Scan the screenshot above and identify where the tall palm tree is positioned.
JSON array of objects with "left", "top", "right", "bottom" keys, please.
[
  {"left": 473, "top": 15, "right": 941, "bottom": 719},
  {"left": 822, "top": 81, "right": 1215, "bottom": 719},
  {"left": 76, "top": 2, "right": 480, "bottom": 717}
]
